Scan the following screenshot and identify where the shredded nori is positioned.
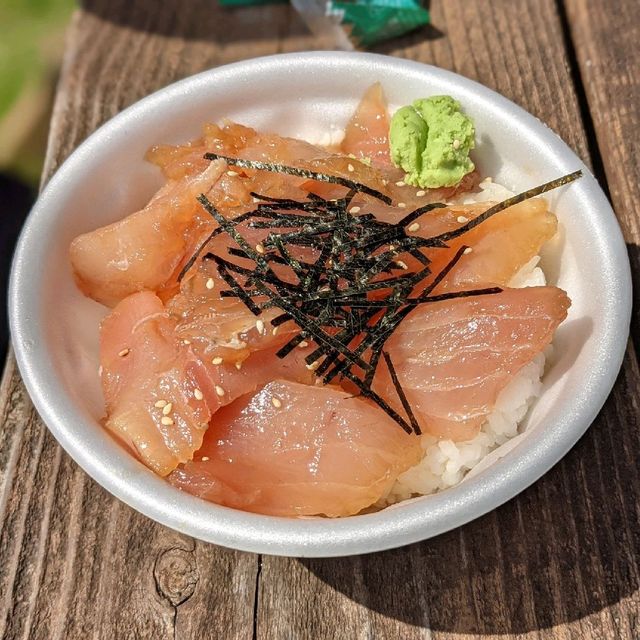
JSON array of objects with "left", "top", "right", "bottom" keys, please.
[{"left": 186, "top": 156, "right": 582, "bottom": 433}]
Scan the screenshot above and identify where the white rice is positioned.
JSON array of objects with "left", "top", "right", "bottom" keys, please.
[{"left": 380, "top": 178, "right": 551, "bottom": 506}]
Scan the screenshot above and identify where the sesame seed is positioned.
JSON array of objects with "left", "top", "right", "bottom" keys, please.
[
  {"left": 416, "top": 190, "right": 426, "bottom": 197},
  {"left": 161, "top": 416, "right": 174, "bottom": 426},
  {"left": 162, "top": 402, "right": 173, "bottom": 416},
  {"left": 212, "top": 356, "right": 223, "bottom": 365},
  {"left": 154, "top": 400, "right": 167, "bottom": 408},
  {"left": 118, "top": 348, "right": 130, "bottom": 357},
  {"left": 388, "top": 244, "right": 397, "bottom": 251},
  {"left": 227, "top": 170, "right": 238, "bottom": 176},
  {"left": 215, "top": 385, "right": 226, "bottom": 397},
  {"left": 272, "top": 397, "right": 282, "bottom": 408},
  {"left": 194, "top": 389, "right": 204, "bottom": 401},
  {"left": 183, "top": 339, "right": 191, "bottom": 345},
  {"left": 256, "top": 319, "right": 265, "bottom": 334},
  {"left": 255, "top": 243, "right": 265, "bottom": 254},
  {"left": 201, "top": 456, "right": 210, "bottom": 462},
  {"left": 347, "top": 163, "right": 355, "bottom": 172},
  {"left": 408, "top": 222, "right": 421, "bottom": 232},
  {"left": 397, "top": 202, "right": 407, "bottom": 208},
  {"left": 457, "top": 215, "right": 469, "bottom": 223},
  {"left": 206, "top": 278, "right": 215, "bottom": 290},
  {"left": 298, "top": 341, "right": 309, "bottom": 348},
  {"left": 235, "top": 361, "right": 242, "bottom": 370},
  {"left": 395, "top": 260, "right": 409, "bottom": 270},
  {"left": 452, "top": 139, "right": 461, "bottom": 150},
  {"left": 272, "top": 326, "right": 279, "bottom": 336},
  {"left": 464, "top": 247, "right": 473, "bottom": 254},
  {"left": 349, "top": 206, "right": 361, "bottom": 214},
  {"left": 395, "top": 180, "right": 405, "bottom": 187}
]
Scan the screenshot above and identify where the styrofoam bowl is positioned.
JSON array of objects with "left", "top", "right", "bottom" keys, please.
[{"left": 9, "top": 52, "right": 631, "bottom": 556}]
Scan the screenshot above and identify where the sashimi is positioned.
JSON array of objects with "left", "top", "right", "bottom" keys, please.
[
  {"left": 169, "top": 380, "right": 422, "bottom": 517},
  {"left": 376, "top": 286, "right": 570, "bottom": 441}
]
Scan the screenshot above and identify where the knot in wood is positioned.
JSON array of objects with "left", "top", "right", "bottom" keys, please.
[{"left": 153, "top": 547, "right": 198, "bottom": 607}]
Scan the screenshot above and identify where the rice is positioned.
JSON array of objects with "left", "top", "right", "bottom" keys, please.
[{"left": 380, "top": 179, "right": 551, "bottom": 506}]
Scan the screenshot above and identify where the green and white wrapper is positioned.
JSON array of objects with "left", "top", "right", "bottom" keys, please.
[{"left": 219, "top": 0, "right": 430, "bottom": 49}]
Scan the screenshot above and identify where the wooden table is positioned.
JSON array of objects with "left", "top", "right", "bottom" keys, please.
[{"left": 1, "top": 1, "right": 638, "bottom": 638}]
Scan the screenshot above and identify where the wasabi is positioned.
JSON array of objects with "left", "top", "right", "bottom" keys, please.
[{"left": 389, "top": 95, "right": 475, "bottom": 189}]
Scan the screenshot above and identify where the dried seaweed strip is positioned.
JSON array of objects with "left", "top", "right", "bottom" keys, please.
[
  {"left": 204, "top": 153, "right": 392, "bottom": 204},
  {"left": 382, "top": 351, "right": 422, "bottom": 435}
]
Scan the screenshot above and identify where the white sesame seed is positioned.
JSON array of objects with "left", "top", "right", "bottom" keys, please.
[
  {"left": 349, "top": 206, "right": 361, "bottom": 214},
  {"left": 464, "top": 247, "right": 473, "bottom": 254},
  {"left": 206, "top": 278, "right": 215, "bottom": 290},
  {"left": 201, "top": 456, "right": 210, "bottom": 462},
  {"left": 408, "top": 222, "right": 421, "bottom": 232},
  {"left": 252, "top": 197, "right": 261, "bottom": 203},
  {"left": 395, "top": 260, "right": 409, "bottom": 270},
  {"left": 227, "top": 170, "right": 238, "bottom": 176},
  {"left": 255, "top": 243, "right": 265, "bottom": 254},
  {"left": 215, "top": 385, "right": 226, "bottom": 397},
  {"left": 194, "top": 389, "right": 204, "bottom": 401},
  {"left": 298, "top": 341, "right": 309, "bottom": 348},
  {"left": 452, "top": 139, "right": 461, "bottom": 150},
  {"left": 118, "top": 348, "right": 130, "bottom": 357},
  {"left": 347, "top": 163, "right": 355, "bottom": 172},
  {"left": 256, "top": 319, "right": 265, "bottom": 334},
  {"left": 397, "top": 202, "right": 407, "bottom": 208},
  {"left": 235, "top": 361, "right": 243, "bottom": 370},
  {"left": 183, "top": 339, "right": 191, "bottom": 345},
  {"left": 272, "top": 397, "right": 282, "bottom": 408},
  {"left": 212, "top": 356, "right": 223, "bottom": 365},
  {"left": 272, "top": 326, "right": 279, "bottom": 336},
  {"left": 154, "top": 400, "right": 167, "bottom": 408},
  {"left": 457, "top": 215, "right": 469, "bottom": 223},
  {"left": 395, "top": 180, "right": 405, "bottom": 187},
  {"left": 161, "top": 416, "right": 174, "bottom": 426},
  {"left": 416, "top": 190, "right": 426, "bottom": 197},
  {"left": 162, "top": 402, "right": 173, "bottom": 416}
]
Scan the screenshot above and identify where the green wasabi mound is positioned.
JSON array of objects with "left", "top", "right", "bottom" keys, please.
[{"left": 389, "top": 95, "right": 475, "bottom": 189}]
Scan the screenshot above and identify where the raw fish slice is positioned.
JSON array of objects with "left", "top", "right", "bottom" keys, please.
[
  {"left": 100, "top": 291, "right": 212, "bottom": 475},
  {"left": 375, "top": 286, "right": 570, "bottom": 441},
  {"left": 70, "top": 160, "right": 225, "bottom": 307},
  {"left": 425, "top": 198, "right": 557, "bottom": 291},
  {"left": 169, "top": 380, "right": 422, "bottom": 517},
  {"left": 341, "top": 82, "right": 393, "bottom": 170}
]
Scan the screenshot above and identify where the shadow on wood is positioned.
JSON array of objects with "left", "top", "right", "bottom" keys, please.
[
  {"left": 80, "top": 0, "right": 308, "bottom": 43},
  {"left": 298, "top": 345, "right": 640, "bottom": 634}
]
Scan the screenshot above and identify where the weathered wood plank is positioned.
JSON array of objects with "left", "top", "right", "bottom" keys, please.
[
  {"left": 255, "top": 1, "right": 640, "bottom": 639},
  {"left": 0, "top": 3, "right": 325, "bottom": 639},
  {"left": 562, "top": 0, "right": 640, "bottom": 336}
]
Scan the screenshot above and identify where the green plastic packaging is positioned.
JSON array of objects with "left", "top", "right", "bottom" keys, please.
[
  {"left": 328, "top": 1, "right": 430, "bottom": 47},
  {"left": 219, "top": 0, "right": 430, "bottom": 48}
]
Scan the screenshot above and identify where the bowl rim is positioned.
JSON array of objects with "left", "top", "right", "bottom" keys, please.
[{"left": 8, "top": 51, "right": 632, "bottom": 557}]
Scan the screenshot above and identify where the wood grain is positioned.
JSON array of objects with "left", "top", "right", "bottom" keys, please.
[
  {"left": 1, "top": 1, "right": 639, "bottom": 639},
  {"left": 562, "top": 0, "right": 640, "bottom": 341},
  {"left": 0, "top": 4, "right": 323, "bottom": 639}
]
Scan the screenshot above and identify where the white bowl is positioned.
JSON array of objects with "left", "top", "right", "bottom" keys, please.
[{"left": 9, "top": 52, "right": 631, "bottom": 557}]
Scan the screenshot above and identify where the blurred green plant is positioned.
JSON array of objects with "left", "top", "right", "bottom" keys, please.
[{"left": 0, "top": 0, "right": 75, "bottom": 185}]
